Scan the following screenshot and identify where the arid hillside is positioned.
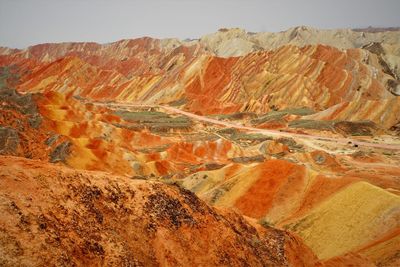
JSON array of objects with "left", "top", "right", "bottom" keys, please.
[{"left": 0, "top": 156, "right": 322, "bottom": 266}]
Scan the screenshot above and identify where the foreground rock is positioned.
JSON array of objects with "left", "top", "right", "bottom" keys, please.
[{"left": 0, "top": 156, "right": 320, "bottom": 266}]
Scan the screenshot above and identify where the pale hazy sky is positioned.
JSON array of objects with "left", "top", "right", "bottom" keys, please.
[{"left": 0, "top": 0, "right": 399, "bottom": 48}]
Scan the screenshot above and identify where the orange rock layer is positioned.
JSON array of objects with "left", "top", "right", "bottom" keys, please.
[{"left": 0, "top": 155, "right": 321, "bottom": 266}]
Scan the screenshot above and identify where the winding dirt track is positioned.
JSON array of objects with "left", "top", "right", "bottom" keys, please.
[{"left": 95, "top": 102, "right": 400, "bottom": 151}]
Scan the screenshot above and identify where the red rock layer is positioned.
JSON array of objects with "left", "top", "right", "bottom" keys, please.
[{"left": 1, "top": 43, "right": 397, "bottom": 128}]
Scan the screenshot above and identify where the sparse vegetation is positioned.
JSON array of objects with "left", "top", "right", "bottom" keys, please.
[
  {"left": 0, "top": 65, "right": 20, "bottom": 89},
  {"left": 251, "top": 108, "right": 315, "bottom": 125},
  {"left": 114, "top": 110, "right": 170, "bottom": 121},
  {"left": 113, "top": 110, "right": 193, "bottom": 131},
  {"left": 276, "top": 137, "right": 304, "bottom": 151},
  {"left": 217, "top": 129, "right": 272, "bottom": 144},
  {"left": 259, "top": 218, "right": 274, "bottom": 228},
  {"left": 288, "top": 119, "right": 335, "bottom": 131},
  {"left": 216, "top": 127, "right": 238, "bottom": 135},
  {"left": 231, "top": 155, "right": 265, "bottom": 163},
  {"left": 168, "top": 98, "right": 188, "bottom": 106},
  {"left": 231, "top": 132, "right": 272, "bottom": 142},
  {"left": 333, "top": 120, "right": 378, "bottom": 136},
  {"left": 208, "top": 112, "right": 257, "bottom": 121},
  {"left": 144, "top": 186, "right": 197, "bottom": 229}
]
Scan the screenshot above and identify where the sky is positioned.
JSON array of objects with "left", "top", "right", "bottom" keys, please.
[{"left": 0, "top": 0, "right": 399, "bottom": 48}]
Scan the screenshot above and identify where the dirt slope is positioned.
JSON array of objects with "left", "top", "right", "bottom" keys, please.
[{"left": 0, "top": 156, "right": 320, "bottom": 267}]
